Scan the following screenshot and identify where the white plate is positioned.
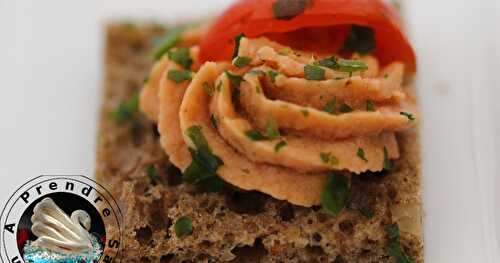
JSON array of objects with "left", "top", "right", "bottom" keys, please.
[{"left": 0, "top": 0, "right": 499, "bottom": 262}]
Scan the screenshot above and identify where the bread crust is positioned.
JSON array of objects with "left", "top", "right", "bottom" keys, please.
[{"left": 96, "top": 23, "right": 423, "bottom": 263}]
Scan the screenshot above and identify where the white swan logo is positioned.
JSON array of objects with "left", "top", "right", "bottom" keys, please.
[
  {"left": 31, "top": 198, "right": 94, "bottom": 254},
  {"left": 0, "top": 175, "right": 122, "bottom": 263}
]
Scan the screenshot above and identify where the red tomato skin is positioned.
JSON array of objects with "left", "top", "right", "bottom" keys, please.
[{"left": 199, "top": 0, "right": 416, "bottom": 72}]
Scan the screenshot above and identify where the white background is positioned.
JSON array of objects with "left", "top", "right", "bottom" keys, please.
[{"left": 0, "top": 0, "right": 499, "bottom": 262}]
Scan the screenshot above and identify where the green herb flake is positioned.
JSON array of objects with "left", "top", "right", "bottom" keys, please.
[
  {"left": 168, "top": 47, "right": 193, "bottom": 69},
  {"left": 168, "top": 69, "right": 192, "bottom": 84},
  {"left": 304, "top": 64, "right": 326, "bottom": 81},
  {"left": 250, "top": 69, "right": 266, "bottom": 76},
  {"left": 359, "top": 207, "right": 374, "bottom": 219},
  {"left": 143, "top": 75, "right": 150, "bottom": 84},
  {"left": 366, "top": 100, "right": 376, "bottom": 111},
  {"left": 321, "top": 172, "right": 349, "bottom": 216},
  {"left": 384, "top": 73, "right": 389, "bottom": 79},
  {"left": 337, "top": 58, "right": 369, "bottom": 73},
  {"left": 232, "top": 33, "right": 246, "bottom": 59},
  {"left": 324, "top": 97, "right": 337, "bottom": 114},
  {"left": 278, "top": 47, "right": 292, "bottom": 56},
  {"left": 146, "top": 164, "right": 158, "bottom": 186},
  {"left": 273, "top": 0, "right": 310, "bottom": 20},
  {"left": 210, "top": 114, "right": 218, "bottom": 129},
  {"left": 255, "top": 85, "right": 262, "bottom": 94},
  {"left": 342, "top": 25, "right": 376, "bottom": 55},
  {"left": 383, "top": 146, "right": 393, "bottom": 171},
  {"left": 174, "top": 216, "right": 193, "bottom": 238},
  {"left": 245, "top": 130, "right": 268, "bottom": 141},
  {"left": 267, "top": 70, "right": 279, "bottom": 83},
  {"left": 202, "top": 81, "right": 214, "bottom": 96},
  {"left": 357, "top": 148, "right": 369, "bottom": 162},
  {"left": 301, "top": 109, "right": 310, "bottom": 117},
  {"left": 386, "top": 224, "right": 415, "bottom": 263},
  {"left": 274, "top": 140, "right": 287, "bottom": 153},
  {"left": 320, "top": 152, "right": 339, "bottom": 166},
  {"left": 400, "top": 112, "right": 416, "bottom": 121},
  {"left": 216, "top": 81, "right": 223, "bottom": 92},
  {"left": 111, "top": 92, "right": 140, "bottom": 125},
  {"left": 317, "top": 57, "right": 338, "bottom": 70},
  {"left": 339, "top": 103, "right": 353, "bottom": 113},
  {"left": 225, "top": 71, "right": 244, "bottom": 88},
  {"left": 153, "top": 27, "right": 184, "bottom": 60},
  {"left": 266, "top": 117, "right": 281, "bottom": 140},
  {"left": 233, "top": 56, "right": 252, "bottom": 68}
]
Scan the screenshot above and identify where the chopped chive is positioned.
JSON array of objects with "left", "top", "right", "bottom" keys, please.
[
  {"left": 320, "top": 152, "right": 339, "bottom": 166},
  {"left": 339, "top": 103, "right": 353, "bottom": 113},
  {"left": 274, "top": 140, "right": 287, "bottom": 153},
  {"left": 202, "top": 81, "right": 214, "bottom": 96},
  {"left": 324, "top": 97, "right": 337, "bottom": 114},
  {"left": 304, "top": 64, "right": 326, "bottom": 81},
  {"left": 225, "top": 71, "right": 244, "bottom": 88},
  {"left": 357, "top": 148, "right": 369, "bottom": 162},
  {"left": 232, "top": 33, "right": 246, "bottom": 59},
  {"left": 111, "top": 92, "right": 140, "bottom": 125},
  {"left": 210, "top": 114, "right": 218, "bottom": 129},
  {"left": 266, "top": 117, "right": 280, "bottom": 140},
  {"left": 321, "top": 172, "right": 349, "bottom": 216},
  {"left": 267, "top": 70, "right": 279, "bottom": 83},
  {"left": 400, "top": 112, "right": 415, "bottom": 121},
  {"left": 245, "top": 130, "right": 267, "bottom": 141},
  {"left": 386, "top": 224, "right": 415, "bottom": 263},
  {"left": 146, "top": 164, "right": 158, "bottom": 186},
  {"left": 174, "top": 216, "right": 193, "bottom": 238},
  {"left": 168, "top": 47, "right": 193, "bottom": 69},
  {"left": 233, "top": 56, "right": 252, "bottom": 68},
  {"left": 366, "top": 100, "right": 376, "bottom": 111},
  {"left": 337, "top": 58, "right": 368, "bottom": 72},
  {"left": 383, "top": 146, "right": 392, "bottom": 171},
  {"left": 153, "top": 27, "right": 184, "bottom": 60},
  {"left": 317, "top": 57, "right": 338, "bottom": 69},
  {"left": 168, "top": 69, "right": 192, "bottom": 84}
]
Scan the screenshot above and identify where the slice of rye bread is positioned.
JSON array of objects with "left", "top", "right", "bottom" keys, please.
[{"left": 97, "top": 23, "right": 423, "bottom": 263}]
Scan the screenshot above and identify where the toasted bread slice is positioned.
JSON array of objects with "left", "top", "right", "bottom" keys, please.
[{"left": 96, "top": 23, "right": 423, "bottom": 263}]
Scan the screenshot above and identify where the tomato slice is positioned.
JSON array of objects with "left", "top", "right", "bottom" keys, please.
[{"left": 199, "top": 0, "right": 416, "bottom": 72}]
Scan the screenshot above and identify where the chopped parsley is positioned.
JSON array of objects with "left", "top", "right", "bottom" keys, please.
[
  {"left": 321, "top": 172, "right": 349, "bottom": 216},
  {"left": 304, "top": 64, "right": 326, "bottom": 81},
  {"left": 168, "top": 47, "right": 193, "bottom": 69},
  {"left": 233, "top": 56, "right": 252, "bottom": 68},
  {"left": 143, "top": 75, "right": 150, "bottom": 84},
  {"left": 324, "top": 97, "right": 337, "bottom": 114},
  {"left": 267, "top": 70, "right": 279, "bottom": 83},
  {"left": 225, "top": 71, "right": 244, "bottom": 88},
  {"left": 366, "top": 100, "right": 376, "bottom": 111},
  {"left": 386, "top": 224, "right": 415, "bottom": 263},
  {"left": 111, "top": 92, "right": 139, "bottom": 125},
  {"left": 216, "top": 81, "right": 223, "bottom": 92},
  {"left": 400, "top": 112, "right": 416, "bottom": 121},
  {"left": 202, "top": 81, "right": 214, "bottom": 96},
  {"left": 320, "top": 152, "right": 339, "bottom": 166},
  {"left": 183, "top": 126, "right": 224, "bottom": 192},
  {"left": 245, "top": 130, "right": 267, "bottom": 141},
  {"left": 232, "top": 33, "right": 246, "bottom": 59},
  {"left": 153, "top": 27, "right": 184, "bottom": 60},
  {"left": 273, "top": 0, "right": 310, "bottom": 20},
  {"left": 342, "top": 25, "right": 376, "bottom": 55},
  {"left": 301, "top": 109, "right": 310, "bottom": 117},
  {"left": 174, "top": 216, "right": 193, "bottom": 238},
  {"left": 274, "top": 140, "right": 287, "bottom": 153},
  {"left": 383, "top": 146, "right": 392, "bottom": 171},
  {"left": 146, "top": 164, "right": 159, "bottom": 186},
  {"left": 168, "top": 69, "right": 192, "bottom": 84},
  {"left": 357, "top": 148, "right": 369, "bottom": 162},
  {"left": 339, "top": 103, "right": 354, "bottom": 113},
  {"left": 250, "top": 69, "right": 266, "bottom": 76},
  {"left": 266, "top": 117, "right": 281, "bottom": 140}
]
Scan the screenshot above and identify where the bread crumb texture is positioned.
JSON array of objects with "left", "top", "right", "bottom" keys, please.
[{"left": 97, "top": 24, "right": 423, "bottom": 262}]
